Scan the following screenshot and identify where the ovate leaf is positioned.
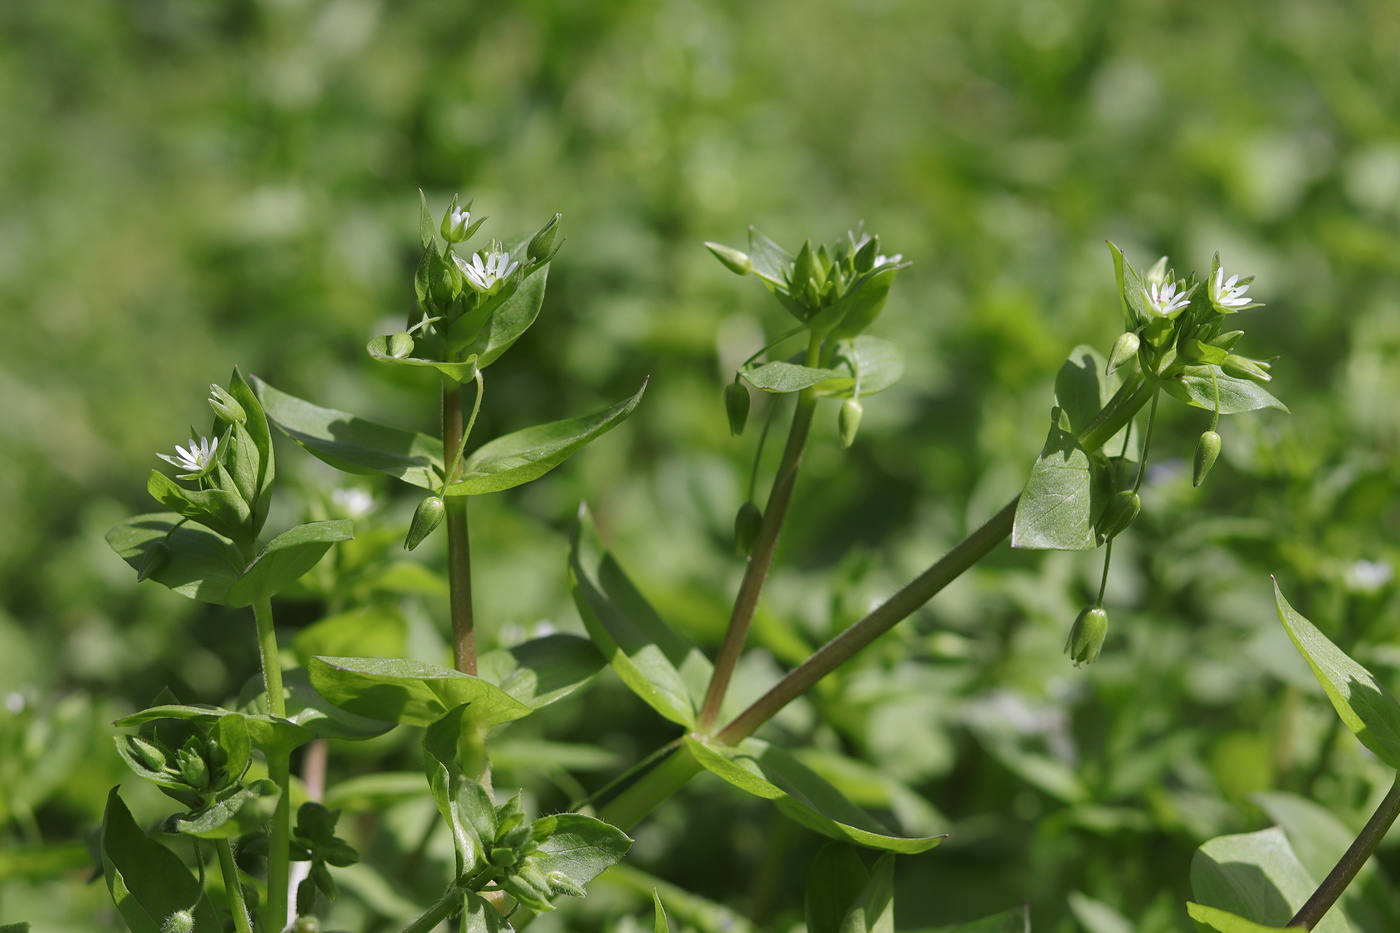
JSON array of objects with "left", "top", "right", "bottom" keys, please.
[
  {"left": 1275, "top": 580, "right": 1400, "bottom": 768},
  {"left": 106, "top": 513, "right": 244, "bottom": 605},
  {"left": 741, "top": 362, "right": 844, "bottom": 394},
  {"left": 821, "top": 336, "right": 905, "bottom": 399},
  {"left": 531, "top": 812, "right": 632, "bottom": 890},
  {"left": 838, "top": 854, "right": 895, "bottom": 933},
  {"left": 477, "top": 634, "right": 604, "bottom": 710},
  {"left": 226, "top": 520, "right": 353, "bottom": 608},
  {"left": 307, "top": 656, "right": 532, "bottom": 728},
  {"left": 1012, "top": 420, "right": 1097, "bottom": 550},
  {"left": 462, "top": 260, "right": 548, "bottom": 369},
  {"left": 1161, "top": 364, "right": 1288, "bottom": 415},
  {"left": 443, "top": 380, "right": 647, "bottom": 495},
  {"left": 1191, "top": 827, "right": 1349, "bottom": 933},
  {"left": 100, "top": 789, "right": 221, "bottom": 933}
]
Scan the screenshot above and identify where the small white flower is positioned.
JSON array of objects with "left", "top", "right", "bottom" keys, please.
[
  {"left": 1143, "top": 281, "right": 1190, "bottom": 318},
  {"left": 331, "top": 487, "right": 375, "bottom": 518},
  {"left": 872, "top": 253, "right": 903, "bottom": 268},
  {"left": 455, "top": 249, "right": 519, "bottom": 294},
  {"left": 448, "top": 206, "right": 470, "bottom": 230},
  {"left": 158, "top": 434, "right": 220, "bottom": 480},
  {"left": 1347, "top": 559, "right": 1393, "bottom": 594},
  {"left": 1210, "top": 267, "right": 1254, "bottom": 311}
]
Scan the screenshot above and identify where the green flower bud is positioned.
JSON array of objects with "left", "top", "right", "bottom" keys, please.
[
  {"left": 1193, "top": 430, "right": 1222, "bottom": 487},
  {"left": 292, "top": 915, "right": 320, "bottom": 933},
  {"left": 704, "top": 242, "right": 752, "bottom": 276},
  {"left": 176, "top": 747, "right": 209, "bottom": 789},
  {"left": 387, "top": 332, "right": 415, "bottom": 358},
  {"left": 546, "top": 869, "right": 587, "bottom": 898},
  {"left": 125, "top": 734, "right": 170, "bottom": 772},
  {"left": 441, "top": 197, "right": 472, "bottom": 243},
  {"left": 161, "top": 910, "right": 196, "bottom": 933},
  {"left": 207, "top": 384, "right": 247, "bottom": 425},
  {"left": 404, "top": 496, "right": 446, "bottom": 551},
  {"left": 137, "top": 540, "right": 170, "bottom": 582},
  {"left": 838, "top": 398, "right": 863, "bottom": 449},
  {"left": 854, "top": 236, "right": 880, "bottom": 274},
  {"left": 489, "top": 846, "right": 518, "bottom": 867},
  {"left": 724, "top": 380, "right": 750, "bottom": 436},
  {"left": 528, "top": 213, "right": 562, "bottom": 262},
  {"left": 1065, "top": 606, "right": 1108, "bottom": 666},
  {"left": 1098, "top": 490, "right": 1141, "bottom": 541},
  {"left": 734, "top": 501, "right": 762, "bottom": 557},
  {"left": 1106, "top": 331, "right": 1140, "bottom": 375},
  {"left": 1223, "top": 353, "right": 1272, "bottom": 382}
]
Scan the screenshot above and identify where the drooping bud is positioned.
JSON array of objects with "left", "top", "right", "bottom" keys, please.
[
  {"left": 704, "top": 242, "right": 752, "bottom": 276},
  {"left": 724, "top": 380, "right": 750, "bottom": 436},
  {"left": 838, "top": 399, "right": 863, "bottom": 449},
  {"left": 137, "top": 540, "right": 170, "bottom": 582},
  {"left": 208, "top": 384, "right": 247, "bottom": 425},
  {"left": 387, "top": 332, "right": 415, "bottom": 358},
  {"left": 404, "top": 496, "right": 446, "bottom": 551},
  {"left": 1106, "top": 331, "right": 1140, "bottom": 375},
  {"left": 1065, "top": 606, "right": 1109, "bottom": 666},
  {"left": 527, "top": 213, "right": 562, "bottom": 262},
  {"left": 1193, "top": 431, "right": 1222, "bottom": 487},
  {"left": 1098, "top": 490, "right": 1141, "bottom": 541},
  {"left": 734, "top": 501, "right": 762, "bottom": 557}
]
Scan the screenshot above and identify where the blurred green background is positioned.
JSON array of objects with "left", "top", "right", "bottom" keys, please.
[{"left": 3, "top": 0, "right": 1400, "bottom": 930}]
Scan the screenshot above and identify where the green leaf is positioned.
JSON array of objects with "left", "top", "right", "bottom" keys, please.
[
  {"left": 423, "top": 705, "right": 485, "bottom": 871},
  {"left": 306, "top": 656, "right": 532, "bottom": 729},
  {"left": 115, "top": 705, "right": 313, "bottom": 756},
  {"left": 0, "top": 923, "right": 32, "bottom": 932},
  {"left": 684, "top": 735, "right": 945, "bottom": 854},
  {"left": 1274, "top": 580, "right": 1400, "bottom": 768},
  {"left": 253, "top": 378, "right": 443, "bottom": 490},
  {"left": 292, "top": 605, "right": 408, "bottom": 668},
  {"left": 1012, "top": 421, "right": 1097, "bottom": 550},
  {"left": 443, "top": 380, "right": 647, "bottom": 496},
  {"left": 1185, "top": 903, "right": 1293, "bottom": 933},
  {"left": 530, "top": 812, "right": 632, "bottom": 890},
  {"left": 838, "top": 854, "right": 894, "bottom": 933},
  {"left": 168, "top": 780, "right": 277, "bottom": 838},
  {"left": 277, "top": 667, "right": 395, "bottom": 741},
  {"left": 827, "top": 267, "right": 898, "bottom": 341},
  {"left": 463, "top": 891, "right": 509, "bottom": 933},
  {"left": 821, "top": 337, "right": 905, "bottom": 399},
  {"left": 654, "top": 892, "right": 670, "bottom": 933},
  {"left": 477, "top": 634, "right": 604, "bottom": 711},
  {"left": 418, "top": 189, "right": 434, "bottom": 251},
  {"left": 740, "top": 362, "right": 844, "bottom": 394},
  {"left": 1054, "top": 345, "right": 1114, "bottom": 436},
  {"left": 366, "top": 336, "right": 480, "bottom": 383},
  {"left": 747, "top": 226, "right": 795, "bottom": 288},
  {"left": 106, "top": 513, "right": 244, "bottom": 605},
  {"left": 1191, "top": 827, "right": 1349, "bottom": 933},
  {"left": 227, "top": 367, "right": 275, "bottom": 534},
  {"left": 225, "top": 520, "right": 353, "bottom": 608},
  {"left": 461, "top": 258, "right": 548, "bottom": 369},
  {"left": 1066, "top": 892, "right": 1133, "bottom": 933},
  {"left": 569, "top": 507, "right": 711, "bottom": 727},
  {"left": 100, "top": 788, "right": 221, "bottom": 933},
  {"left": 1161, "top": 364, "right": 1288, "bottom": 415},
  {"left": 947, "top": 908, "right": 1029, "bottom": 932},
  {"left": 807, "top": 844, "right": 869, "bottom": 933},
  {"left": 146, "top": 471, "right": 251, "bottom": 545}
]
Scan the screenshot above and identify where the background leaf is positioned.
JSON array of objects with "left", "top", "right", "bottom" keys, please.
[
  {"left": 99, "top": 789, "right": 221, "bottom": 933},
  {"left": 1190, "top": 827, "right": 1349, "bottom": 933},
  {"left": 307, "top": 656, "right": 533, "bottom": 728}
]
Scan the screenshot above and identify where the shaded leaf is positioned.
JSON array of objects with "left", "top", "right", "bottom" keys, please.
[
  {"left": 366, "top": 337, "right": 480, "bottom": 383},
  {"left": 477, "top": 634, "right": 605, "bottom": 711},
  {"left": 807, "top": 843, "right": 869, "bottom": 933},
  {"left": 107, "top": 513, "right": 244, "bottom": 605},
  {"left": 100, "top": 789, "right": 221, "bottom": 933},
  {"left": 1185, "top": 902, "right": 1292, "bottom": 933},
  {"left": 531, "top": 812, "right": 632, "bottom": 889},
  {"left": 1162, "top": 365, "right": 1288, "bottom": 415},
  {"left": 307, "top": 656, "right": 532, "bottom": 729},
  {"left": 838, "top": 854, "right": 894, "bottom": 933},
  {"left": 226, "top": 520, "right": 353, "bottom": 608},
  {"left": 741, "top": 362, "right": 844, "bottom": 394},
  {"left": 1191, "top": 827, "right": 1349, "bottom": 933}
]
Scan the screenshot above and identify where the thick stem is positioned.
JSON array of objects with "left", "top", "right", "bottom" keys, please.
[
  {"left": 442, "top": 381, "right": 476, "bottom": 675},
  {"left": 216, "top": 838, "right": 254, "bottom": 933},
  {"left": 698, "top": 342, "right": 823, "bottom": 731},
  {"left": 1289, "top": 775, "right": 1400, "bottom": 930}
]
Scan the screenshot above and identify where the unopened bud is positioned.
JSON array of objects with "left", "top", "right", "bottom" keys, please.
[
  {"left": 1098, "top": 490, "right": 1141, "bottom": 541},
  {"left": 208, "top": 384, "right": 247, "bottom": 425},
  {"left": 125, "top": 734, "right": 169, "bottom": 772},
  {"left": 724, "top": 381, "right": 750, "bottom": 436},
  {"left": 838, "top": 399, "right": 863, "bottom": 449},
  {"left": 161, "top": 910, "right": 196, "bottom": 933},
  {"left": 854, "top": 236, "right": 879, "bottom": 274},
  {"left": 441, "top": 198, "right": 472, "bottom": 243},
  {"left": 704, "top": 242, "right": 752, "bottom": 276},
  {"left": 1106, "top": 331, "right": 1140, "bottom": 375},
  {"left": 1223, "top": 354, "right": 1272, "bottom": 382},
  {"left": 734, "top": 501, "right": 762, "bottom": 557},
  {"left": 1066, "top": 606, "right": 1108, "bottom": 666},
  {"left": 404, "top": 496, "right": 446, "bottom": 551},
  {"left": 137, "top": 541, "right": 170, "bottom": 582},
  {"left": 387, "top": 332, "right": 415, "bottom": 358},
  {"left": 1193, "top": 431, "right": 1222, "bottom": 487},
  {"left": 528, "top": 213, "right": 562, "bottom": 262}
]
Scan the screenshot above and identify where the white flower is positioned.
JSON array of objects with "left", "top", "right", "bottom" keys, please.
[
  {"left": 873, "top": 253, "right": 903, "bottom": 268},
  {"left": 158, "top": 434, "right": 220, "bottom": 480},
  {"left": 1143, "top": 281, "right": 1190, "bottom": 318},
  {"left": 331, "top": 487, "right": 375, "bottom": 518},
  {"left": 448, "top": 206, "right": 470, "bottom": 230},
  {"left": 455, "top": 249, "right": 519, "bottom": 294},
  {"left": 1210, "top": 267, "right": 1254, "bottom": 311}
]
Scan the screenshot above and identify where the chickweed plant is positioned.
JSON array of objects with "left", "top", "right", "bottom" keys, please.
[{"left": 86, "top": 193, "right": 1378, "bottom": 933}]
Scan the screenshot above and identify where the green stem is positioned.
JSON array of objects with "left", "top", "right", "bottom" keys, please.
[
  {"left": 1289, "top": 774, "right": 1400, "bottom": 929},
  {"left": 597, "top": 742, "right": 704, "bottom": 831},
  {"left": 398, "top": 886, "right": 465, "bottom": 933},
  {"left": 253, "top": 596, "right": 290, "bottom": 932},
  {"left": 216, "top": 838, "right": 254, "bottom": 933},
  {"left": 698, "top": 337, "right": 823, "bottom": 732},
  {"left": 442, "top": 380, "right": 476, "bottom": 675},
  {"left": 1130, "top": 389, "right": 1159, "bottom": 494},
  {"left": 1095, "top": 540, "right": 1113, "bottom": 608}
]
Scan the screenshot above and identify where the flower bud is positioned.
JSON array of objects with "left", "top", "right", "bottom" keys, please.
[
  {"left": 404, "top": 496, "right": 446, "bottom": 551},
  {"left": 161, "top": 910, "right": 196, "bottom": 933},
  {"left": 1065, "top": 606, "right": 1108, "bottom": 666},
  {"left": 838, "top": 399, "right": 863, "bottom": 449},
  {"left": 734, "top": 501, "right": 762, "bottom": 557},
  {"left": 854, "top": 236, "right": 879, "bottom": 274},
  {"left": 1193, "top": 430, "right": 1222, "bottom": 487},
  {"left": 208, "top": 384, "right": 247, "bottom": 425},
  {"left": 292, "top": 917, "right": 321, "bottom": 933},
  {"left": 125, "top": 734, "right": 170, "bottom": 772},
  {"left": 704, "top": 242, "right": 752, "bottom": 276},
  {"left": 1098, "top": 490, "right": 1141, "bottom": 541},
  {"left": 1223, "top": 354, "right": 1272, "bottom": 382},
  {"left": 387, "top": 332, "right": 415, "bottom": 358},
  {"left": 177, "top": 746, "right": 209, "bottom": 789},
  {"left": 137, "top": 540, "right": 170, "bottom": 582},
  {"left": 724, "top": 381, "right": 750, "bottom": 436},
  {"left": 441, "top": 198, "right": 472, "bottom": 243},
  {"left": 527, "top": 213, "right": 562, "bottom": 262},
  {"left": 1106, "top": 331, "right": 1140, "bottom": 375}
]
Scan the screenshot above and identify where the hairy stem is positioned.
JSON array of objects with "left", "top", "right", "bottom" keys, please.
[
  {"left": 216, "top": 838, "right": 254, "bottom": 933},
  {"left": 443, "top": 380, "right": 476, "bottom": 675},
  {"left": 698, "top": 339, "right": 822, "bottom": 732},
  {"left": 1290, "top": 775, "right": 1400, "bottom": 930}
]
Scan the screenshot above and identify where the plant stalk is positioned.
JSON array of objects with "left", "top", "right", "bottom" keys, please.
[
  {"left": 1289, "top": 774, "right": 1400, "bottom": 930},
  {"left": 253, "top": 596, "right": 291, "bottom": 932},
  {"left": 216, "top": 838, "right": 254, "bottom": 933},
  {"left": 698, "top": 339, "right": 823, "bottom": 732},
  {"left": 443, "top": 379, "right": 476, "bottom": 675}
]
